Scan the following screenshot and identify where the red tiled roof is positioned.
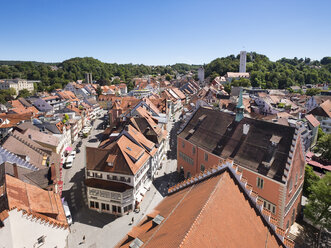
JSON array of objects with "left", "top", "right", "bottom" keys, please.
[
  {"left": 117, "top": 167, "right": 289, "bottom": 248},
  {"left": 5, "top": 174, "right": 68, "bottom": 228},
  {"left": 0, "top": 113, "right": 33, "bottom": 128},
  {"left": 171, "top": 87, "right": 186, "bottom": 100},
  {"left": 142, "top": 98, "right": 160, "bottom": 115},
  {"left": 320, "top": 100, "right": 331, "bottom": 118},
  {"left": 305, "top": 114, "right": 320, "bottom": 127}
]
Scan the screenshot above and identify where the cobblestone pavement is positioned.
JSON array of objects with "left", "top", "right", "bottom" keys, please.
[{"left": 63, "top": 111, "right": 182, "bottom": 248}]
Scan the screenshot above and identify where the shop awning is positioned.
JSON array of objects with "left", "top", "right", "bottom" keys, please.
[{"left": 65, "top": 146, "right": 73, "bottom": 152}]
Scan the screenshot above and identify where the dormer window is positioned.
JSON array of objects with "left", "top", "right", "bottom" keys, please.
[{"left": 108, "top": 162, "right": 113, "bottom": 167}]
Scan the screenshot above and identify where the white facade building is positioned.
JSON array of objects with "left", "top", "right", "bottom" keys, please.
[
  {"left": 0, "top": 79, "right": 36, "bottom": 96},
  {"left": 0, "top": 209, "right": 69, "bottom": 248}
]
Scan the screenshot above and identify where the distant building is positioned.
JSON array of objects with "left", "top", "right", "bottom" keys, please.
[
  {"left": 198, "top": 67, "right": 205, "bottom": 83},
  {"left": 0, "top": 79, "right": 36, "bottom": 96},
  {"left": 225, "top": 72, "right": 250, "bottom": 83},
  {"left": 85, "top": 73, "right": 93, "bottom": 84},
  {"left": 308, "top": 99, "right": 331, "bottom": 133},
  {"left": 239, "top": 51, "right": 247, "bottom": 73}
]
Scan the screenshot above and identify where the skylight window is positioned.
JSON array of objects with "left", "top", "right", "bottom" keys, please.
[{"left": 126, "top": 146, "right": 132, "bottom": 151}]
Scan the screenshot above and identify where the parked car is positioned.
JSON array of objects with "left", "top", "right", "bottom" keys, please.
[
  {"left": 70, "top": 150, "right": 76, "bottom": 158},
  {"left": 65, "top": 156, "right": 74, "bottom": 168},
  {"left": 63, "top": 201, "right": 72, "bottom": 225}
]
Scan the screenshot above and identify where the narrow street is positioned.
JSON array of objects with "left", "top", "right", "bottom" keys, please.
[{"left": 63, "top": 111, "right": 182, "bottom": 248}]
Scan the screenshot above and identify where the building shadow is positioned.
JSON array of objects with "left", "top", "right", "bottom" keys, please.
[
  {"left": 61, "top": 168, "right": 117, "bottom": 228},
  {"left": 294, "top": 219, "right": 331, "bottom": 248},
  {"left": 95, "top": 132, "right": 106, "bottom": 142},
  {"left": 166, "top": 121, "right": 181, "bottom": 160},
  {"left": 152, "top": 171, "right": 180, "bottom": 197}
]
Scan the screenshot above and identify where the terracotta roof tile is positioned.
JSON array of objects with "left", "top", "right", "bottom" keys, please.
[
  {"left": 117, "top": 168, "right": 288, "bottom": 248},
  {"left": 5, "top": 174, "right": 67, "bottom": 227},
  {"left": 320, "top": 100, "right": 331, "bottom": 118},
  {"left": 305, "top": 114, "right": 320, "bottom": 128}
]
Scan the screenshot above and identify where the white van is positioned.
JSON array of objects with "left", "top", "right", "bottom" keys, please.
[
  {"left": 63, "top": 201, "right": 72, "bottom": 225},
  {"left": 65, "top": 156, "right": 74, "bottom": 168}
]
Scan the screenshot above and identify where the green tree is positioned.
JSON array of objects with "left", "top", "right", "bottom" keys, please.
[
  {"left": 320, "top": 57, "right": 331, "bottom": 65},
  {"left": 317, "top": 127, "right": 325, "bottom": 140},
  {"left": 303, "top": 165, "right": 320, "bottom": 196},
  {"left": 304, "top": 172, "right": 331, "bottom": 235},
  {"left": 96, "top": 85, "right": 102, "bottom": 96},
  {"left": 17, "top": 89, "right": 31, "bottom": 98},
  {"left": 165, "top": 74, "right": 172, "bottom": 81},
  {"left": 112, "top": 78, "right": 120, "bottom": 85},
  {"left": 314, "top": 134, "right": 331, "bottom": 160},
  {"left": 209, "top": 71, "right": 220, "bottom": 81},
  {"left": 306, "top": 88, "right": 321, "bottom": 96}
]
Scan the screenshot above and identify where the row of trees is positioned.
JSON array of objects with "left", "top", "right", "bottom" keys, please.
[
  {"left": 205, "top": 53, "right": 331, "bottom": 89},
  {"left": 0, "top": 54, "right": 330, "bottom": 95},
  {"left": 0, "top": 58, "right": 199, "bottom": 93}
]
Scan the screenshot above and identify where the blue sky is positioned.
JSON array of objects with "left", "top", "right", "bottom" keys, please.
[{"left": 1, "top": 0, "right": 330, "bottom": 65}]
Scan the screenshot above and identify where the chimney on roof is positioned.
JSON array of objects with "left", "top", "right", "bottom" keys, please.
[
  {"left": 13, "top": 163, "right": 18, "bottom": 178},
  {"left": 28, "top": 134, "right": 32, "bottom": 139},
  {"left": 124, "top": 125, "right": 129, "bottom": 132},
  {"left": 50, "top": 163, "right": 56, "bottom": 183},
  {"left": 262, "top": 135, "right": 282, "bottom": 168},
  {"left": 243, "top": 124, "right": 250, "bottom": 135}
]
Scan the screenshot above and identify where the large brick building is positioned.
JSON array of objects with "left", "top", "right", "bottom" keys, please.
[{"left": 177, "top": 100, "right": 305, "bottom": 230}]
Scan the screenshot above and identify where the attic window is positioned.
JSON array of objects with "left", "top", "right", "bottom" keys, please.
[
  {"left": 198, "top": 114, "right": 207, "bottom": 121},
  {"left": 127, "top": 146, "right": 132, "bottom": 151},
  {"left": 108, "top": 162, "right": 113, "bottom": 167},
  {"left": 129, "top": 238, "right": 144, "bottom": 248},
  {"left": 270, "top": 135, "right": 282, "bottom": 146},
  {"left": 188, "top": 129, "right": 195, "bottom": 134},
  {"left": 152, "top": 214, "right": 165, "bottom": 225},
  {"left": 37, "top": 236, "right": 46, "bottom": 245}
]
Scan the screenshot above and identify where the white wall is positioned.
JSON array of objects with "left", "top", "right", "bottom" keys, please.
[{"left": 0, "top": 209, "right": 69, "bottom": 248}]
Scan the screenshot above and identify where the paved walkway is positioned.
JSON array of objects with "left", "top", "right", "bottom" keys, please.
[{"left": 65, "top": 111, "right": 181, "bottom": 248}]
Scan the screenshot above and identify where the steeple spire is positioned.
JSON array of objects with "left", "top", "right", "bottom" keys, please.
[{"left": 235, "top": 88, "right": 244, "bottom": 122}]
